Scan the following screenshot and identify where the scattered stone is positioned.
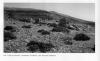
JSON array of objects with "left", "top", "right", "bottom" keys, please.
[{"left": 62, "top": 37, "right": 73, "bottom": 45}]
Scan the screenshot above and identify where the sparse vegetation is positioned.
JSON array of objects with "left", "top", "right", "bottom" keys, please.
[
  {"left": 4, "top": 7, "right": 95, "bottom": 53},
  {"left": 61, "top": 37, "right": 73, "bottom": 45}
]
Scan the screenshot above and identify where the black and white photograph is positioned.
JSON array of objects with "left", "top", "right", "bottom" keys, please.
[{"left": 4, "top": 3, "right": 95, "bottom": 53}]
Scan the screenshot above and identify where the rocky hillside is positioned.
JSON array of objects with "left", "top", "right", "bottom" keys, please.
[{"left": 4, "top": 7, "right": 95, "bottom": 53}]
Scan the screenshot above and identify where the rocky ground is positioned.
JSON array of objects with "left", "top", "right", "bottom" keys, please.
[{"left": 4, "top": 7, "right": 95, "bottom": 53}]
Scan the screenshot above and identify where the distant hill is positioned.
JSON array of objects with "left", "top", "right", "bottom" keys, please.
[{"left": 4, "top": 7, "right": 95, "bottom": 27}]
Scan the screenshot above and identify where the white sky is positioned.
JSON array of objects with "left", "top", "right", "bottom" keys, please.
[{"left": 4, "top": 3, "right": 95, "bottom": 21}]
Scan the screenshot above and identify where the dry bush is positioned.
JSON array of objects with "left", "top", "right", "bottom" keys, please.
[
  {"left": 4, "top": 26, "right": 17, "bottom": 32},
  {"left": 47, "top": 23, "right": 57, "bottom": 27},
  {"left": 19, "top": 18, "right": 31, "bottom": 23},
  {"left": 51, "top": 27, "right": 70, "bottom": 33},
  {"left": 4, "top": 31, "right": 17, "bottom": 42},
  {"left": 22, "top": 25, "right": 32, "bottom": 28},
  {"left": 37, "top": 29, "right": 50, "bottom": 35},
  {"left": 58, "top": 18, "right": 67, "bottom": 27},
  {"left": 26, "top": 41, "right": 55, "bottom": 53},
  {"left": 73, "top": 33, "right": 90, "bottom": 41}
]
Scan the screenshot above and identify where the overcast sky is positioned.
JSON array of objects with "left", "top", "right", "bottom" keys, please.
[{"left": 4, "top": 3, "right": 95, "bottom": 21}]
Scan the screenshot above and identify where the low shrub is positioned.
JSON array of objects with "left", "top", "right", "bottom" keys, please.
[
  {"left": 7, "top": 12, "right": 14, "bottom": 19},
  {"left": 51, "top": 27, "right": 70, "bottom": 33},
  {"left": 22, "top": 25, "right": 31, "bottom": 28},
  {"left": 73, "top": 33, "right": 90, "bottom": 41},
  {"left": 39, "top": 42, "right": 54, "bottom": 53},
  {"left": 58, "top": 18, "right": 67, "bottom": 27},
  {"left": 19, "top": 18, "right": 30, "bottom": 23},
  {"left": 91, "top": 45, "right": 95, "bottom": 52},
  {"left": 41, "top": 31, "right": 50, "bottom": 35},
  {"left": 26, "top": 41, "right": 40, "bottom": 52},
  {"left": 4, "top": 26, "right": 17, "bottom": 32},
  {"left": 66, "top": 26, "right": 75, "bottom": 30},
  {"left": 47, "top": 23, "right": 57, "bottom": 27},
  {"left": 37, "top": 29, "right": 50, "bottom": 35},
  {"left": 26, "top": 41, "right": 54, "bottom": 53},
  {"left": 4, "top": 31, "right": 17, "bottom": 42},
  {"left": 34, "top": 18, "right": 40, "bottom": 24},
  {"left": 37, "top": 29, "right": 45, "bottom": 33},
  {"left": 51, "top": 27, "right": 63, "bottom": 32}
]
